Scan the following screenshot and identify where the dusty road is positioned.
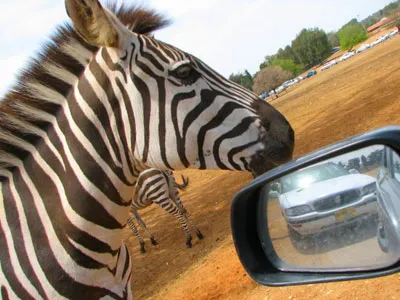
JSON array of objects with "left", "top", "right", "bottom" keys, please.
[{"left": 125, "top": 31, "right": 400, "bottom": 299}]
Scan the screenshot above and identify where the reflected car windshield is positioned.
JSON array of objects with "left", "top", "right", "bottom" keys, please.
[{"left": 280, "top": 163, "right": 349, "bottom": 194}]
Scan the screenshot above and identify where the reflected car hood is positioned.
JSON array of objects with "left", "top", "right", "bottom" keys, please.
[{"left": 280, "top": 174, "right": 376, "bottom": 208}]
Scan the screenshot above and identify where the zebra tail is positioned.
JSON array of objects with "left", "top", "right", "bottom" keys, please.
[{"left": 176, "top": 175, "right": 189, "bottom": 190}]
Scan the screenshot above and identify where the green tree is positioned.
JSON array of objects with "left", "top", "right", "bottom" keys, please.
[
  {"left": 276, "top": 46, "right": 300, "bottom": 64},
  {"left": 340, "top": 18, "right": 359, "bottom": 29},
  {"left": 291, "top": 28, "right": 332, "bottom": 68},
  {"left": 270, "top": 58, "right": 303, "bottom": 76},
  {"left": 337, "top": 23, "right": 368, "bottom": 50},
  {"left": 229, "top": 70, "right": 253, "bottom": 91},
  {"left": 259, "top": 55, "right": 277, "bottom": 70}
]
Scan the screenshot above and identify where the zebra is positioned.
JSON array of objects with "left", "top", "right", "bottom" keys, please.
[
  {"left": 128, "top": 169, "right": 202, "bottom": 253},
  {"left": 126, "top": 170, "right": 191, "bottom": 253},
  {"left": 0, "top": 0, "right": 294, "bottom": 298}
]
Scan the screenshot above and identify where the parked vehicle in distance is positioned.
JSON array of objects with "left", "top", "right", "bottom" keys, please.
[
  {"left": 389, "top": 29, "right": 398, "bottom": 37},
  {"left": 268, "top": 89, "right": 276, "bottom": 98},
  {"left": 282, "top": 78, "right": 299, "bottom": 88},
  {"left": 370, "top": 40, "right": 380, "bottom": 47},
  {"left": 282, "top": 80, "right": 292, "bottom": 88},
  {"left": 306, "top": 70, "right": 317, "bottom": 78},
  {"left": 275, "top": 85, "right": 286, "bottom": 94},
  {"left": 289, "top": 78, "right": 299, "bottom": 86},
  {"left": 339, "top": 51, "right": 355, "bottom": 62},
  {"left": 380, "top": 33, "right": 390, "bottom": 41},
  {"left": 321, "top": 59, "right": 338, "bottom": 71},
  {"left": 371, "top": 37, "right": 385, "bottom": 47},
  {"left": 356, "top": 44, "right": 371, "bottom": 54},
  {"left": 321, "top": 64, "right": 330, "bottom": 71},
  {"left": 259, "top": 91, "right": 268, "bottom": 100}
]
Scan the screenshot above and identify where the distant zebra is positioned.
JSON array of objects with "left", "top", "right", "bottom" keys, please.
[
  {"left": 127, "top": 171, "right": 199, "bottom": 253},
  {"left": 0, "top": 0, "right": 294, "bottom": 298},
  {"left": 129, "top": 169, "right": 203, "bottom": 252}
]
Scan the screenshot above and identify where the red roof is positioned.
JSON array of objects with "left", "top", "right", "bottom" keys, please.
[
  {"left": 367, "top": 12, "right": 400, "bottom": 32},
  {"left": 367, "top": 20, "right": 386, "bottom": 32}
]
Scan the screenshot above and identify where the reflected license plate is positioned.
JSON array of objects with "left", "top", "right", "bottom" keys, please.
[{"left": 334, "top": 207, "right": 357, "bottom": 221}]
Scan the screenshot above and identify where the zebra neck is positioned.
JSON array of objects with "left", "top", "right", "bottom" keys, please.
[{"left": 0, "top": 46, "right": 143, "bottom": 282}]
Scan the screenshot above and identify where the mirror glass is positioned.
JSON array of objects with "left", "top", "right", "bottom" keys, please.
[{"left": 258, "top": 145, "right": 400, "bottom": 272}]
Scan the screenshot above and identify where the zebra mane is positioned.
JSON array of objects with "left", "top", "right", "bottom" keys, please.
[{"left": 0, "top": 4, "right": 170, "bottom": 170}]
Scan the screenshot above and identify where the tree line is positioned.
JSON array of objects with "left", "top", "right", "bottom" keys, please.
[
  {"left": 337, "top": 149, "right": 384, "bottom": 172},
  {"left": 230, "top": 1, "right": 400, "bottom": 95}
]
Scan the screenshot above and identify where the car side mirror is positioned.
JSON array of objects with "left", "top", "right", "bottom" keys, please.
[{"left": 231, "top": 126, "right": 400, "bottom": 286}]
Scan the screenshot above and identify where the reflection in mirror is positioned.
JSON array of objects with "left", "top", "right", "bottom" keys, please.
[{"left": 258, "top": 145, "right": 400, "bottom": 272}]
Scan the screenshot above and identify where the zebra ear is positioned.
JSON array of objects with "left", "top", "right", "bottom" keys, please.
[{"left": 65, "top": 0, "right": 127, "bottom": 48}]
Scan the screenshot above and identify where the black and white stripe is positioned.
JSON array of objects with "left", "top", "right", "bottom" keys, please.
[
  {"left": 128, "top": 169, "right": 202, "bottom": 252},
  {"left": 0, "top": 0, "right": 294, "bottom": 298}
]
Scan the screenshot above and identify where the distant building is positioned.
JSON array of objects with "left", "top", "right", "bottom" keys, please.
[
  {"left": 367, "top": 12, "right": 400, "bottom": 33},
  {"left": 367, "top": 18, "right": 388, "bottom": 33}
]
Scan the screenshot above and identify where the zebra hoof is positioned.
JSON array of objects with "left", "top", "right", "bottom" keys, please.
[
  {"left": 151, "top": 238, "right": 159, "bottom": 246},
  {"left": 186, "top": 239, "right": 192, "bottom": 248},
  {"left": 197, "top": 232, "right": 204, "bottom": 240},
  {"left": 140, "top": 242, "right": 146, "bottom": 254}
]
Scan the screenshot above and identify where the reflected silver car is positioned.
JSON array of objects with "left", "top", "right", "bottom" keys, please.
[{"left": 273, "top": 162, "right": 378, "bottom": 237}]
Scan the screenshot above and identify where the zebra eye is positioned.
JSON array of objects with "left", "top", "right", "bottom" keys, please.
[
  {"left": 174, "top": 64, "right": 193, "bottom": 79},
  {"left": 170, "top": 63, "right": 201, "bottom": 86}
]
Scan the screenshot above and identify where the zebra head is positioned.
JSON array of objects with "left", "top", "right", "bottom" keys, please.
[{"left": 66, "top": 0, "right": 294, "bottom": 175}]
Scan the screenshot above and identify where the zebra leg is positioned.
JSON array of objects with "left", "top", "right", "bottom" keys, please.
[
  {"left": 132, "top": 210, "right": 158, "bottom": 246},
  {"left": 170, "top": 190, "right": 203, "bottom": 241},
  {"left": 163, "top": 203, "right": 193, "bottom": 248},
  {"left": 127, "top": 217, "right": 146, "bottom": 254},
  {"left": 184, "top": 213, "right": 204, "bottom": 240},
  {"left": 168, "top": 188, "right": 202, "bottom": 244}
]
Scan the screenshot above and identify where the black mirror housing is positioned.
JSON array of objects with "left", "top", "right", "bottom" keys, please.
[{"left": 231, "top": 126, "right": 400, "bottom": 286}]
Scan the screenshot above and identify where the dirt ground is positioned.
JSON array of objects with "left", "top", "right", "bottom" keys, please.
[{"left": 124, "top": 32, "right": 400, "bottom": 299}]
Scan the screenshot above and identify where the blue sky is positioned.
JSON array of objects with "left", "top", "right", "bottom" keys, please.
[{"left": 0, "top": 0, "right": 392, "bottom": 97}]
